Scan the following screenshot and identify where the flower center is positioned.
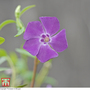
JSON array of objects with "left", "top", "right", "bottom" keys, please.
[
  {"left": 40, "top": 33, "right": 51, "bottom": 44},
  {"left": 44, "top": 37, "right": 49, "bottom": 42}
]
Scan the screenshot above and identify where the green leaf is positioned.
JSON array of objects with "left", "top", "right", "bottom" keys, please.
[
  {"left": 14, "top": 27, "right": 25, "bottom": 37},
  {"left": 15, "top": 84, "right": 27, "bottom": 88},
  {"left": 16, "top": 48, "right": 35, "bottom": 58},
  {"left": 0, "top": 57, "right": 7, "bottom": 65},
  {"left": 21, "top": 71, "right": 33, "bottom": 81},
  {"left": 0, "top": 37, "right": 5, "bottom": 45},
  {"left": 0, "top": 67, "right": 10, "bottom": 72},
  {"left": 35, "top": 61, "right": 52, "bottom": 87},
  {"left": 9, "top": 52, "right": 18, "bottom": 65},
  {"left": 14, "top": 18, "right": 25, "bottom": 37},
  {"left": 44, "top": 77, "right": 58, "bottom": 86},
  {"left": 0, "top": 20, "right": 16, "bottom": 30},
  {"left": 19, "top": 5, "right": 36, "bottom": 17},
  {"left": 0, "top": 48, "right": 7, "bottom": 57},
  {"left": 16, "top": 59, "right": 27, "bottom": 73}
]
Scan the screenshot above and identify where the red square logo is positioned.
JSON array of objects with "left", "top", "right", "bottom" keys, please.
[{"left": 1, "top": 78, "right": 10, "bottom": 87}]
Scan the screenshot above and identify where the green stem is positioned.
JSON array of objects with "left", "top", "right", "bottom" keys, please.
[
  {"left": 16, "top": 18, "right": 22, "bottom": 28},
  {"left": 6, "top": 56, "right": 16, "bottom": 87}
]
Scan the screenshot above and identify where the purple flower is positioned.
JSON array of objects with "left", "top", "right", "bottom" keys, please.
[{"left": 23, "top": 17, "right": 68, "bottom": 63}]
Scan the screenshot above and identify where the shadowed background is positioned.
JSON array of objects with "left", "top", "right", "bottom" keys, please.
[{"left": 0, "top": 0, "right": 90, "bottom": 87}]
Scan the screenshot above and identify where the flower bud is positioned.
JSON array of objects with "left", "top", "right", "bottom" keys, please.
[{"left": 15, "top": 5, "right": 21, "bottom": 18}]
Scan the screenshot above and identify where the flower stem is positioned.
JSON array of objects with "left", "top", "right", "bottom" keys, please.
[{"left": 30, "top": 57, "right": 38, "bottom": 87}]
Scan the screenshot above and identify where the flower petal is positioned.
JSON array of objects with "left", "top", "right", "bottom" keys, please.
[
  {"left": 23, "top": 38, "right": 40, "bottom": 56},
  {"left": 36, "top": 45, "right": 58, "bottom": 63},
  {"left": 24, "top": 21, "right": 44, "bottom": 40},
  {"left": 39, "top": 17, "right": 60, "bottom": 36},
  {"left": 49, "top": 29, "right": 68, "bottom": 52}
]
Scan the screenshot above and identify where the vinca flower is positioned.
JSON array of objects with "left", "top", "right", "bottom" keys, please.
[{"left": 23, "top": 17, "right": 68, "bottom": 63}]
